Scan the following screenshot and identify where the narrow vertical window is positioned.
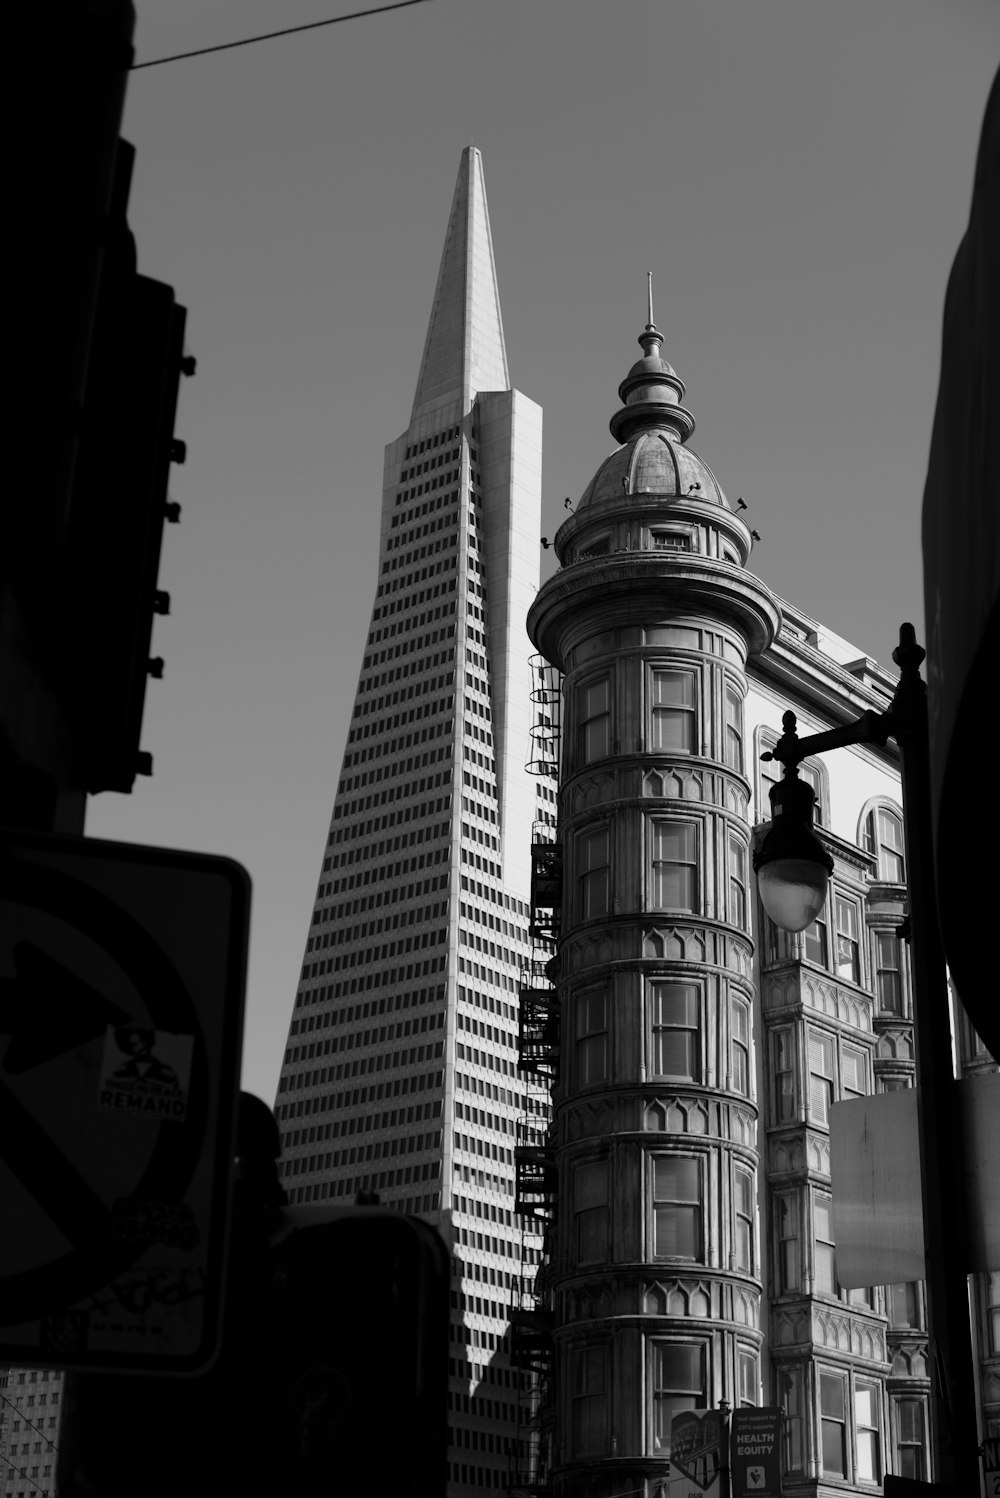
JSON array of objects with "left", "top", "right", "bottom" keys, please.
[
  {"left": 819, "top": 1372, "right": 847, "bottom": 1477},
  {"left": 738, "top": 1349, "right": 758, "bottom": 1407},
  {"left": 888, "top": 1282, "right": 922, "bottom": 1329},
  {"left": 842, "top": 1048, "right": 866, "bottom": 1100},
  {"left": 814, "top": 1195, "right": 837, "bottom": 1295},
  {"left": 774, "top": 1029, "right": 796, "bottom": 1122},
  {"left": 651, "top": 983, "right": 701, "bottom": 1081},
  {"left": 803, "top": 911, "right": 828, "bottom": 968},
  {"left": 866, "top": 806, "right": 905, "bottom": 882},
  {"left": 779, "top": 1367, "right": 804, "bottom": 1475},
  {"left": 724, "top": 684, "right": 744, "bottom": 772},
  {"left": 571, "top": 1345, "right": 607, "bottom": 1455},
  {"left": 651, "top": 821, "right": 697, "bottom": 910},
  {"left": 855, "top": 1382, "right": 881, "bottom": 1482},
  {"left": 651, "top": 669, "right": 696, "bottom": 752},
  {"left": 577, "top": 827, "right": 610, "bottom": 920},
  {"left": 728, "top": 832, "right": 747, "bottom": 929},
  {"left": 580, "top": 677, "right": 610, "bottom": 764},
  {"left": 651, "top": 1343, "right": 705, "bottom": 1453},
  {"left": 574, "top": 1160, "right": 609, "bottom": 1264},
  {"left": 834, "top": 894, "right": 861, "bottom": 984},
  {"left": 776, "top": 1194, "right": 799, "bottom": 1293},
  {"left": 734, "top": 1168, "right": 754, "bottom": 1272},
  {"left": 987, "top": 1271, "right": 1000, "bottom": 1354},
  {"left": 876, "top": 931, "right": 903, "bottom": 1013},
  {"left": 653, "top": 1157, "right": 702, "bottom": 1259},
  {"left": 576, "top": 991, "right": 609, "bottom": 1086},
  {"left": 894, "top": 1397, "right": 926, "bottom": 1480},
  {"left": 808, "top": 1032, "right": 835, "bottom": 1124},
  {"left": 731, "top": 1000, "right": 750, "bottom": 1096}
]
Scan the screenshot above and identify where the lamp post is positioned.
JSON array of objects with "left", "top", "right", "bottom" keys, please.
[{"left": 753, "top": 623, "right": 979, "bottom": 1496}]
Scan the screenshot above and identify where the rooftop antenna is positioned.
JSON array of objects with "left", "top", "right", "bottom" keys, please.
[{"left": 647, "top": 270, "right": 654, "bottom": 329}]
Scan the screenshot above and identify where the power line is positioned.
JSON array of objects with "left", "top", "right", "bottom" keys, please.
[
  {"left": 0, "top": 1449, "right": 46, "bottom": 1498},
  {"left": 0, "top": 1391, "right": 59, "bottom": 1456},
  {"left": 130, "top": 0, "right": 433, "bottom": 70}
]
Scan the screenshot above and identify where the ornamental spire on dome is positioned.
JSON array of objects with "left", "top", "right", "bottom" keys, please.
[{"left": 608, "top": 279, "right": 695, "bottom": 446}]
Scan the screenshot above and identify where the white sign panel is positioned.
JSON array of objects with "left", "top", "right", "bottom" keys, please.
[{"left": 0, "top": 830, "right": 249, "bottom": 1373}]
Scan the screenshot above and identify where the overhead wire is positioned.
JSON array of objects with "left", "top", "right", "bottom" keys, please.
[
  {"left": 131, "top": 0, "right": 433, "bottom": 70},
  {"left": 0, "top": 1449, "right": 47, "bottom": 1498},
  {"left": 0, "top": 1390, "right": 59, "bottom": 1455}
]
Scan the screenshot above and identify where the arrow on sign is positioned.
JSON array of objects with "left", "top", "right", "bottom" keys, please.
[{"left": 0, "top": 941, "right": 133, "bottom": 1073}]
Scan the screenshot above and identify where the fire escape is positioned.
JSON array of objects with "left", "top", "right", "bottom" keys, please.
[{"left": 509, "top": 657, "right": 561, "bottom": 1498}]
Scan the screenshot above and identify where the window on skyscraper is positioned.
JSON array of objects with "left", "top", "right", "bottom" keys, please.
[
  {"left": 576, "top": 826, "right": 610, "bottom": 920},
  {"left": 650, "top": 982, "right": 701, "bottom": 1081},
  {"left": 650, "top": 820, "right": 698, "bottom": 911},
  {"left": 650, "top": 1342, "right": 706, "bottom": 1453},
  {"left": 652, "top": 1156, "right": 702, "bottom": 1259},
  {"left": 650, "top": 668, "right": 697, "bottom": 752},
  {"left": 575, "top": 990, "right": 609, "bottom": 1085},
  {"left": 579, "top": 677, "right": 611, "bottom": 763},
  {"left": 724, "top": 683, "right": 744, "bottom": 772}
]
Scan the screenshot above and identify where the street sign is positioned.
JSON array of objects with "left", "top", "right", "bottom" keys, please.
[
  {"left": 0, "top": 829, "right": 249, "bottom": 1373},
  {"left": 984, "top": 1435, "right": 1000, "bottom": 1497},
  {"left": 731, "top": 1407, "right": 783, "bottom": 1497},
  {"left": 670, "top": 1410, "right": 722, "bottom": 1497}
]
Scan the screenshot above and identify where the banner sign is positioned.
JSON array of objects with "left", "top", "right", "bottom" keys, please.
[
  {"left": 670, "top": 1410, "right": 722, "bottom": 1497},
  {"left": 730, "top": 1407, "right": 783, "bottom": 1497}
]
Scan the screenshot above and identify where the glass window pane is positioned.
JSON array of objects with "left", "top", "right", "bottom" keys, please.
[
  {"left": 804, "top": 918, "right": 828, "bottom": 967},
  {"left": 655, "top": 1157, "right": 698, "bottom": 1198}
]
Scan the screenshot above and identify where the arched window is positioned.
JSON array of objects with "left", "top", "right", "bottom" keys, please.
[{"left": 860, "top": 802, "right": 906, "bottom": 883}]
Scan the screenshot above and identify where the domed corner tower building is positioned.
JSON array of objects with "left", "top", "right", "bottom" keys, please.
[{"left": 526, "top": 311, "right": 780, "bottom": 1498}]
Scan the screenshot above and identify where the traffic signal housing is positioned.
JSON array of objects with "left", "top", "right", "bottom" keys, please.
[{"left": 65, "top": 140, "right": 193, "bottom": 793}]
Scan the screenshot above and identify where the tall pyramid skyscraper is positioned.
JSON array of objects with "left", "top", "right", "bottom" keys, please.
[{"left": 274, "top": 149, "right": 547, "bottom": 1495}]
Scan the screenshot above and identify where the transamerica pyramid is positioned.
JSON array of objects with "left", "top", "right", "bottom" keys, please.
[{"left": 274, "top": 147, "right": 546, "bottom": 1496}]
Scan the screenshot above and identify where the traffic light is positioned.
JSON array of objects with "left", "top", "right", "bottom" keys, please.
[
  {"left": 57, "top": 1095, "right": 450, "bottom": 1495},
  {"left": 64, "top": 139, "right": 193, "bottom": 792}
]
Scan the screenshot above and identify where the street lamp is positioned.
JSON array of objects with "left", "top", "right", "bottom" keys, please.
[
  {"left": 752, "top": 623, "right": 980, "bottom": 1497},
  {"left": 753, "top": 740, "right": 832, "bottom": 932}
]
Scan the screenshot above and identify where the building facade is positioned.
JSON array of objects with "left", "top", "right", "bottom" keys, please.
[
  {"left": 273, "top": 147, "right": 548, "bottom": 1496},
  {"left": 520, "top": 315, "right": 954, "bottom": 1496},
  {"left": 0, "top": 1367, "right": 62, "bottom": 1498},
  {"left": 275, "top": 149, "right": 999, "bottom": 1497}
]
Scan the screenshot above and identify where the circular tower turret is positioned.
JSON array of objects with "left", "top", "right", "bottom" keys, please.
[{"left": 527, "top": 313, "right": 780, "bottom": 1498}]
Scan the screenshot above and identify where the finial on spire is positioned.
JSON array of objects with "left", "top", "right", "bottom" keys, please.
[{"left": 647, "top": 270, "right": 654, "bottom": 330}]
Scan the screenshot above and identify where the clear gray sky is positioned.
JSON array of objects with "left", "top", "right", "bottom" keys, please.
[{"left": 87, "top": 0, "right": 999, "bottom": 1106}]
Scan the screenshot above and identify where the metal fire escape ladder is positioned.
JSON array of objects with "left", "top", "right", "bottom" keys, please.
[{"left": 509, "top": 656, "right": 561, "bottom": 1498}]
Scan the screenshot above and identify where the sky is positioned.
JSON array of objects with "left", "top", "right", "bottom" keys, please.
[{"left": 86, "top": 0, "right": 1000, "bottom": 1107}]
